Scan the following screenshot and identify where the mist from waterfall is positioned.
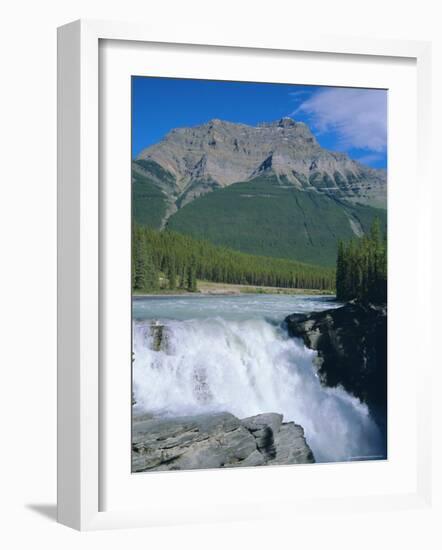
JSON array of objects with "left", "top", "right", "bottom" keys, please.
[{"left": 133, "top": 306, "right": 383, "bottom": 463}]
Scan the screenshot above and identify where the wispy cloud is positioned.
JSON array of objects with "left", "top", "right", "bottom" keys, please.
[
  {"left": 292, "top": 88, "right": 387, "bottom": 153},
  {"left": 288, "top": 90, "right": 310, "bottom": 99},
  {"left": 354, "top": 153, "right": 386, "bottom": 167}
]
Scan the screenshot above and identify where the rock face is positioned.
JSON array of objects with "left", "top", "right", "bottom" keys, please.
[
  {"left": 132, "top": 117, "right": 387, "bottom": 264},
  {"left": 132, "top": 412, "right": 314, "bottom": 472},
  {"left": 285, "top": 301, "right": 387, "bottom": 412},
  {"left": 134, "top": 117, "right": 386, "bottom": 209}
]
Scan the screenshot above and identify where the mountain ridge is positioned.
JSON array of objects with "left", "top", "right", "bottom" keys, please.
[
  {"left": 166, "top": 174, "right": 387, "bottom": 267},
  {"left": 134, "top": 117, "right": 386, "bottom": 214},
  {"left": 132, "top": 117, "right": 387, "bottom": 266}
]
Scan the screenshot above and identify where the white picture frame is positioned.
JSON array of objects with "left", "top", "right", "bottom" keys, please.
[{"left": 57, "top": 19, "right": 432, "bottom": 531}]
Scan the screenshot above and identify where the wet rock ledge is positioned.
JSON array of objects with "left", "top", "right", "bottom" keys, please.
[
  {"left": 132, "top": 412, "right": 314, "bottom": 472},
  {"left": 285, "top": 301, "right": 387, "bottom": 412}
]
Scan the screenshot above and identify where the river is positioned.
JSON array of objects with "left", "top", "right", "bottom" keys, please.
[{"left": 132, "top": 294, "right": 384, "bottom": 463}]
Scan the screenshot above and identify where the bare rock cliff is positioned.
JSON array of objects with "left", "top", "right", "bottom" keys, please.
[{"left": 135, "top": 117, "right": 386, "bottom": 207}]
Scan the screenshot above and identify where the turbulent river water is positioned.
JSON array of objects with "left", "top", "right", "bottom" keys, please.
[{"left": 132, "top": 294, "right": 384, "bottom": 463}]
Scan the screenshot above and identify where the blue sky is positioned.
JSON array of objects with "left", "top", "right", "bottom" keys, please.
[{"left": 132, "top": 77, "right": 387, "bottom": 169}]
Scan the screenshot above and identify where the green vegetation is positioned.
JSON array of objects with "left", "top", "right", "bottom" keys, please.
[
  {"left": 134, "top": 159, "right": 176, "bottom": 186},
  {"left": 132, "top": 225, "right": 159, "bottom": 291},
  {"left": 132, "top": 167, "right": 170, "bottom": 229},
  {"left": 166, "top": 175, "right": 387, "bottom": 267},
  {"left": 336, "top": 219, "right": 387, "bottom": 303},
  {"left": 132, "top": 225, "right": 335, "bottom": 292}
]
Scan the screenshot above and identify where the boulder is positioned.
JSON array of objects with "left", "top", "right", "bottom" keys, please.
[{"left": 132, "top": 411, "right": 314, "bottom": 472}]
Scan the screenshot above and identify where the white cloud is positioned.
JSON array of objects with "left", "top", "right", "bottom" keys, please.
[
  {"left": 288, "top": 90, "right": 310, "bottom": 99},
  {"left": 293, "top": 88, "right": 387, "bottom": 152},
  {"left": 354, "top": 153, "right": 385, "bottom": 167}
]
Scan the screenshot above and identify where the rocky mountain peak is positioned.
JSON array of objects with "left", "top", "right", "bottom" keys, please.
[
  {"left": 258, "top": 116, "right": 298, "bottom": 128},
  {"left": 278, "top": 116, "right": 297, "bottom": 127},
  {"left": 135, "top": 117, "right": 386, "bottom": 208},
  {"left": 207, "top": 118, "right": 231, "bottom": 127}
]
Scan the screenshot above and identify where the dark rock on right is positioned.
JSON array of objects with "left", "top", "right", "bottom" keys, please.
[{"left": 285, "top": 300, "right": 387, "bottom": 455}]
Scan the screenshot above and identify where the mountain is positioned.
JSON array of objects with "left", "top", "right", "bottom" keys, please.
[
  {"left": 132, "top": 118, "right": 387, "bottom": 266},
  {"left": 167, "top": 174, "right": 386, "bottom": 266}
]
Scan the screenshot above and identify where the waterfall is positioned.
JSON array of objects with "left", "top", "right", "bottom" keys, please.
[{"left": 133, "top": 317, "right": 383, "bottom": 463}]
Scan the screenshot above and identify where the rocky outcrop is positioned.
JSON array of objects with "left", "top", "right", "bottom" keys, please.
[
  {"left": 285, "top": 301, "right": 387, "bottom": 458},
  {"left": 285, "top": 301, "right": 387, "bottom": 412},
  {"left": 150, "top": 322, "right": 166, "bottom": 352},
  {"left": 132, "top": 412, "right": 314, "bottom": 472},
  {"left": 134, "top": 117, "right": 386, "bottom": 208}
]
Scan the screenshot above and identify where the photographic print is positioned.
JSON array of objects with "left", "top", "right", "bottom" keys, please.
[{"left": 131, "top": 77, "right": 387, "bottom": 472}]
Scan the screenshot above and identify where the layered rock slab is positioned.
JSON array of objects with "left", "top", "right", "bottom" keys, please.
[{"left": 132, "top": 412, "right": 314, "bottom": 472}]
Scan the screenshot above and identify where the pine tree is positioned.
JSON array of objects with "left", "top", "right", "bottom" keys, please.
[
  {"left": 144, "top": 246, "right": 158, "bottom": 290},
  {"left": 133, "top": 226, "right": 147, "bottom": 290},
  {"left": 132, "top": 225, "right": 158, "bottom": 291},
  {"left": 336, "top": 240, "right": 345, "bottom": 300},
  {"left": 131, "top": 245, "right": 136, "bottom": 290},
  {"left": 179, "top": 264, "right": 186, "bottom": 289},
  {"left": 335, "top": 218, "right": 386, "bottom": 304},
  {"left": 133, "top": 227, "right": 337, "bottom": 293},
  {"left": 187, "top": 261, "right": 197, "bottom": 292},
  {"left": 167, "top": 256, "right": 177, "bottom": 290}
]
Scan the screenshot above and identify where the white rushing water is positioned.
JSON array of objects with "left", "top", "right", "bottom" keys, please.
[{"left": 132, "top": 296, "right": 383, "bottom": 463}]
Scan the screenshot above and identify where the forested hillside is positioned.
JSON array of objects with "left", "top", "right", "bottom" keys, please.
[
  {"left": 132, "top": 118, "right": 387, "bottom": 268},
  {"left": 132, "top": 168, "right": 170, "bottom": 229},
  {"left": 167, "top": 175, "right": 387, "bottom": 267},
  {"left": 132, "top": 225, "right": 336, "bottom": 292},
  {"left": 336, "top": 219, "right": 387, "bottom": 303}
]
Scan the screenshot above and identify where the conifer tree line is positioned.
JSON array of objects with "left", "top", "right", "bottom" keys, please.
[
  {"left": 132, "top": 224, "right": 335, "bottom": 292},
  {"left": 132, "top": 225, "right": 160, "bottom": 291},
  {"left": 336, "top": 219, "right": 387, "bottom": 304}
]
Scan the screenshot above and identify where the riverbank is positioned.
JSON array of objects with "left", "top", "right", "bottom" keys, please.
[{"left": 133, "top": 280, "right": 334, "bottom": 297}]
